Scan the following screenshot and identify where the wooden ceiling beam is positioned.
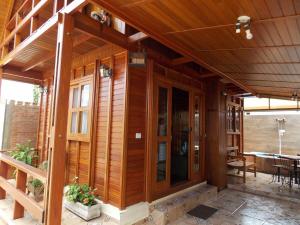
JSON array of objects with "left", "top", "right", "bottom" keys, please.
[
  {"left": 23, "top": 33, "right": 92, "bottom": 71},
  {"left": 171, "top": 56, "right": 192, "bottom": 65},
  {"left": 128, "top": 31, "right": 148, "bottom": 43},
  {"left": 2, "top": 65, "right": 43, "bottom": 84},
  {"left": 73, "top": 12, "right": 129, "bottom": 49},
  {"left": 90, "top": 0, "right": 255, "bottom": 95},
  {"left": 74, "top": 13, "right": 208, "bottom": 81},
  {"left": 198, "top": 72, "right": 218, "bottom": 79}
]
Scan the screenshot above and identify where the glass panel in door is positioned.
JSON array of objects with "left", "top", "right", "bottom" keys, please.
[
  {"left": 171, "top": 87, "right": 189, "bottom": 185},
  {"left": 156, "top": 87, "right": 169, "bottom": 182},
  {"left": 193, "top": 95, "right": 200, "bottom": 172}
]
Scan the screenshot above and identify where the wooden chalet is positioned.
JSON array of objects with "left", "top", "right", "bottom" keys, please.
[{"left": 0, "top": 0, "right": 299, "bottom": 224}]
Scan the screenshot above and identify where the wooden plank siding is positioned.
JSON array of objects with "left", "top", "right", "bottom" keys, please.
[
  {"left": 37, "top": 77, "right": 52, "bottom": 163},
  {"left": 108, "top": 53, "right": 127, "bottom": 207},
  {"left": 36, "top": 44, "right": 128, "bottom": 208},
  {"left": 36, "top": 43, "right": 209, "bottom": 209},
  {"left": 124, "top": 66, "right": 147, "bottom": 206}
]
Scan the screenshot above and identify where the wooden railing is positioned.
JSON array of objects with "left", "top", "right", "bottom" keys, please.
[
  {"left": 0, "top": 153, "right": 47, "bottom": 222},
  {"left": 0, "top": 0, "right": 89, "bottom": 64},
  {"left": 0, "top": 0, "right": 50, "bottom": 60}
]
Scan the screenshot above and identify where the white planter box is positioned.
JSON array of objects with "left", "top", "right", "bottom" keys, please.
[{"left": 64, "top": 199, "right": 101, "bottom": 221}]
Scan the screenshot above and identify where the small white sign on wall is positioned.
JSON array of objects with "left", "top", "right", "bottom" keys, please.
[{"left": 135, "top": 133, "right": 142, "bottom": 139}]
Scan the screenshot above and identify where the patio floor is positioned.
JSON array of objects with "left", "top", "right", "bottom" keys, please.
[
  {"left": 1, "top": 173, "right": 300, "bottom": 224},
  {"left": 228, "top": 172, "right": 300, "bottom": 204},
  {"left": 168, "top": 188, "right": 300, "bottom": 225}
]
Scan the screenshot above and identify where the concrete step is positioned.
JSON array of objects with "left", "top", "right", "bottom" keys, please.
[{"left": 142, "top": 183, "right": 218, "bottom": 225}]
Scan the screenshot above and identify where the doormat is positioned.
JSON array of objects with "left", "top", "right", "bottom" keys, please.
[{"left": 187, "top": 204, "right": 218, "bottom": 220}]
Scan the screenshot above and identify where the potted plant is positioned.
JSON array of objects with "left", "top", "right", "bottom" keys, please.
[
  {"left": 27, "top": 178, "right": 44, "bottom": 202},
  {"left": 64, "top": 177, "right": 101, "bottom": 221},
  {"left": 27, "top": 161, "right": 48, "bottom": 202}
]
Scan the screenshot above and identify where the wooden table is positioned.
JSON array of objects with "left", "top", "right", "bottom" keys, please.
[{"left": 279, "top": 155, "right": 300, "bottom": 185}]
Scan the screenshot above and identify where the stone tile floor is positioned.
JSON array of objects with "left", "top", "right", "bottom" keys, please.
[
  {"left": 167, "top": 189, "right": 300, "bottom": 225},
  {"left": 1, "top": 173, "right": 300, "bottom": 224},
  {"left": 0, "top": 196, "right": 119, "bottom": 225},
  {"left": 228, "top": 172, "right": 300, "bottom": 204}
]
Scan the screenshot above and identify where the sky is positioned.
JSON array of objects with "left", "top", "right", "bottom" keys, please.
[{"left": 1, "top": 80, "right": 35, "bottom": 103}]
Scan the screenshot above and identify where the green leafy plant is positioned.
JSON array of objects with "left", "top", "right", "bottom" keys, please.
[
  {"left": 10, "top": 141, "right": 37, "bottom": 166},
  {"left": 65, "top": 177, "right": 97, "bottom": 206},
  {"left": 29, "top": 178, "right": 43, "bottom": 188},
  {"left": 33, "top": 85, "right": 40, "bottom": 105}
]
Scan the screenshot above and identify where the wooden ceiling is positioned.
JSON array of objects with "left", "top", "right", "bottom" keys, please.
[{"left": 94, "top": 0, "right": 300, "bottom": 98}]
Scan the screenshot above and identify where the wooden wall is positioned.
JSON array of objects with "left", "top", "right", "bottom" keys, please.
[
  {"left": 37, "top": 77, "right": 52, "bottom": 163},
  {"left": 205, "top": 78, "right": 227, "bottom": 190},
  {"left": 36, "top": 44, "right": 229, "bottom": 209},
  {"left": 37, "top": 44, "right": 128, "bottom": 208},
  {"left": 124, "top": 66, "right": 147, "bottom": 207},
  {"left": 69, "top": 45, "right": 128, "bottom": 208}
]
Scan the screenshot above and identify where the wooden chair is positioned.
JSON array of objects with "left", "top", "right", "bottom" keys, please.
[{"left": 227, "top": 153, "right": 256, "bottom": 183}]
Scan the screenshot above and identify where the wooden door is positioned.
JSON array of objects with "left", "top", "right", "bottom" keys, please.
[
  {"left": 153, "top": 81, "right": 172, "bottom": 193},
  {"left": 190, "top": 92, "right": 205, "bottom": 181}
]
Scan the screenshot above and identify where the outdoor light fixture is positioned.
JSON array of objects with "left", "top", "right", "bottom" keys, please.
[
  {"left": 91, "top": 9, "right": 111, "bottom": 27},
  {"left": 39, "top": 86, "right": 48, "bottom": 94},
  {"left": 236, "top": 16, "right": 253, "bottom": 40},
  {"left": 99, "top": 64, "right": 113, "bottom": 78},
  {"left": 291, "top": 92, "right": 298, "bottom": 101},
  {"left": 221, "top": 90, "right": 228, "bottom": 96},
  {"left": 235, "top": 21, "right": 241, "bottom": 33},
  {"left": 129, "top": 51, "right": 147, "bottom": 67}
]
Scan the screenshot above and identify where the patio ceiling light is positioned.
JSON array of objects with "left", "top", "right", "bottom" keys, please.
[{"left": 236, "top": 16, "right": 253, "bottom": 40}]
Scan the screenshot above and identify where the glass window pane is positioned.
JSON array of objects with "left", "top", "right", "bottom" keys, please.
[
  {"left": 79, "top": 111, "right": 88, "bottom": 134},
  {"left": 157, "top": 142, "right": 167, "bottom": 182},
  {"left": 72, "top": 88, "right": 79, "bottom": 108},
  {"left": 235, "top": 107, "right": 240, "bottom": 132},
  {"left": 70, "top": 112, "right": 77, "bottom": 133},
  {"left": 194, "top": 96, "right": 200, "bottom": 172},
  {"left": 158, "top": 87, "right": 168, "bottom": 136},
  {"left": 80, "top": 84, "right": 90, "bottom": 107}
]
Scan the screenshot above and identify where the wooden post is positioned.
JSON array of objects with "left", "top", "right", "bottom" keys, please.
[
  {"left": 13, "top": 169, "right": 27, "bottom": 219},
  {"left": 103, "top": 57, "right": 114, "bottom": 202},
  {"left": 145, "top": 59, "right": 154, "bottom": 202},
  {"left": 14, "top": 14, "right": 21, "bottom": 49},
  {"left": 0, "top": 161, "right": 8, "bottom": 199},
  {"left": 30, "top": 0, "right": 39, "bottom": 34},
  {"left": 45, "top": 13, "right": 73, "bottom": 225}
]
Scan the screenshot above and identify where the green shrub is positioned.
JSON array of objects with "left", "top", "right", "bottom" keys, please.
[
  {"left": 65, "top": 177, "right": 97, "bottom": 206},
  {"left": 10, "top": 141, "right": 37, "bottom": 166}
]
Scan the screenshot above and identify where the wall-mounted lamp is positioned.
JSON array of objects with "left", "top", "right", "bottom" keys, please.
[
  {"left": 99, "top": 65, "right": 112, "bottom": 77},
  {"left": 129, "top": 51, "right": 147, "bottom": 67},
  {"left": 39, "top": 86, "right": 48, "bottom": 94},
  {"left": 91, "top": 9, "right": 111, "bottom": 27},
  {"left": 236, "top": 16, "right": 253, "bottom": 40},
  {"left": 99, "top": 64, "right": 113, "bottom": 78},
  {"left": 221, "top": 90, "right": 228, "bottom": 96}
]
